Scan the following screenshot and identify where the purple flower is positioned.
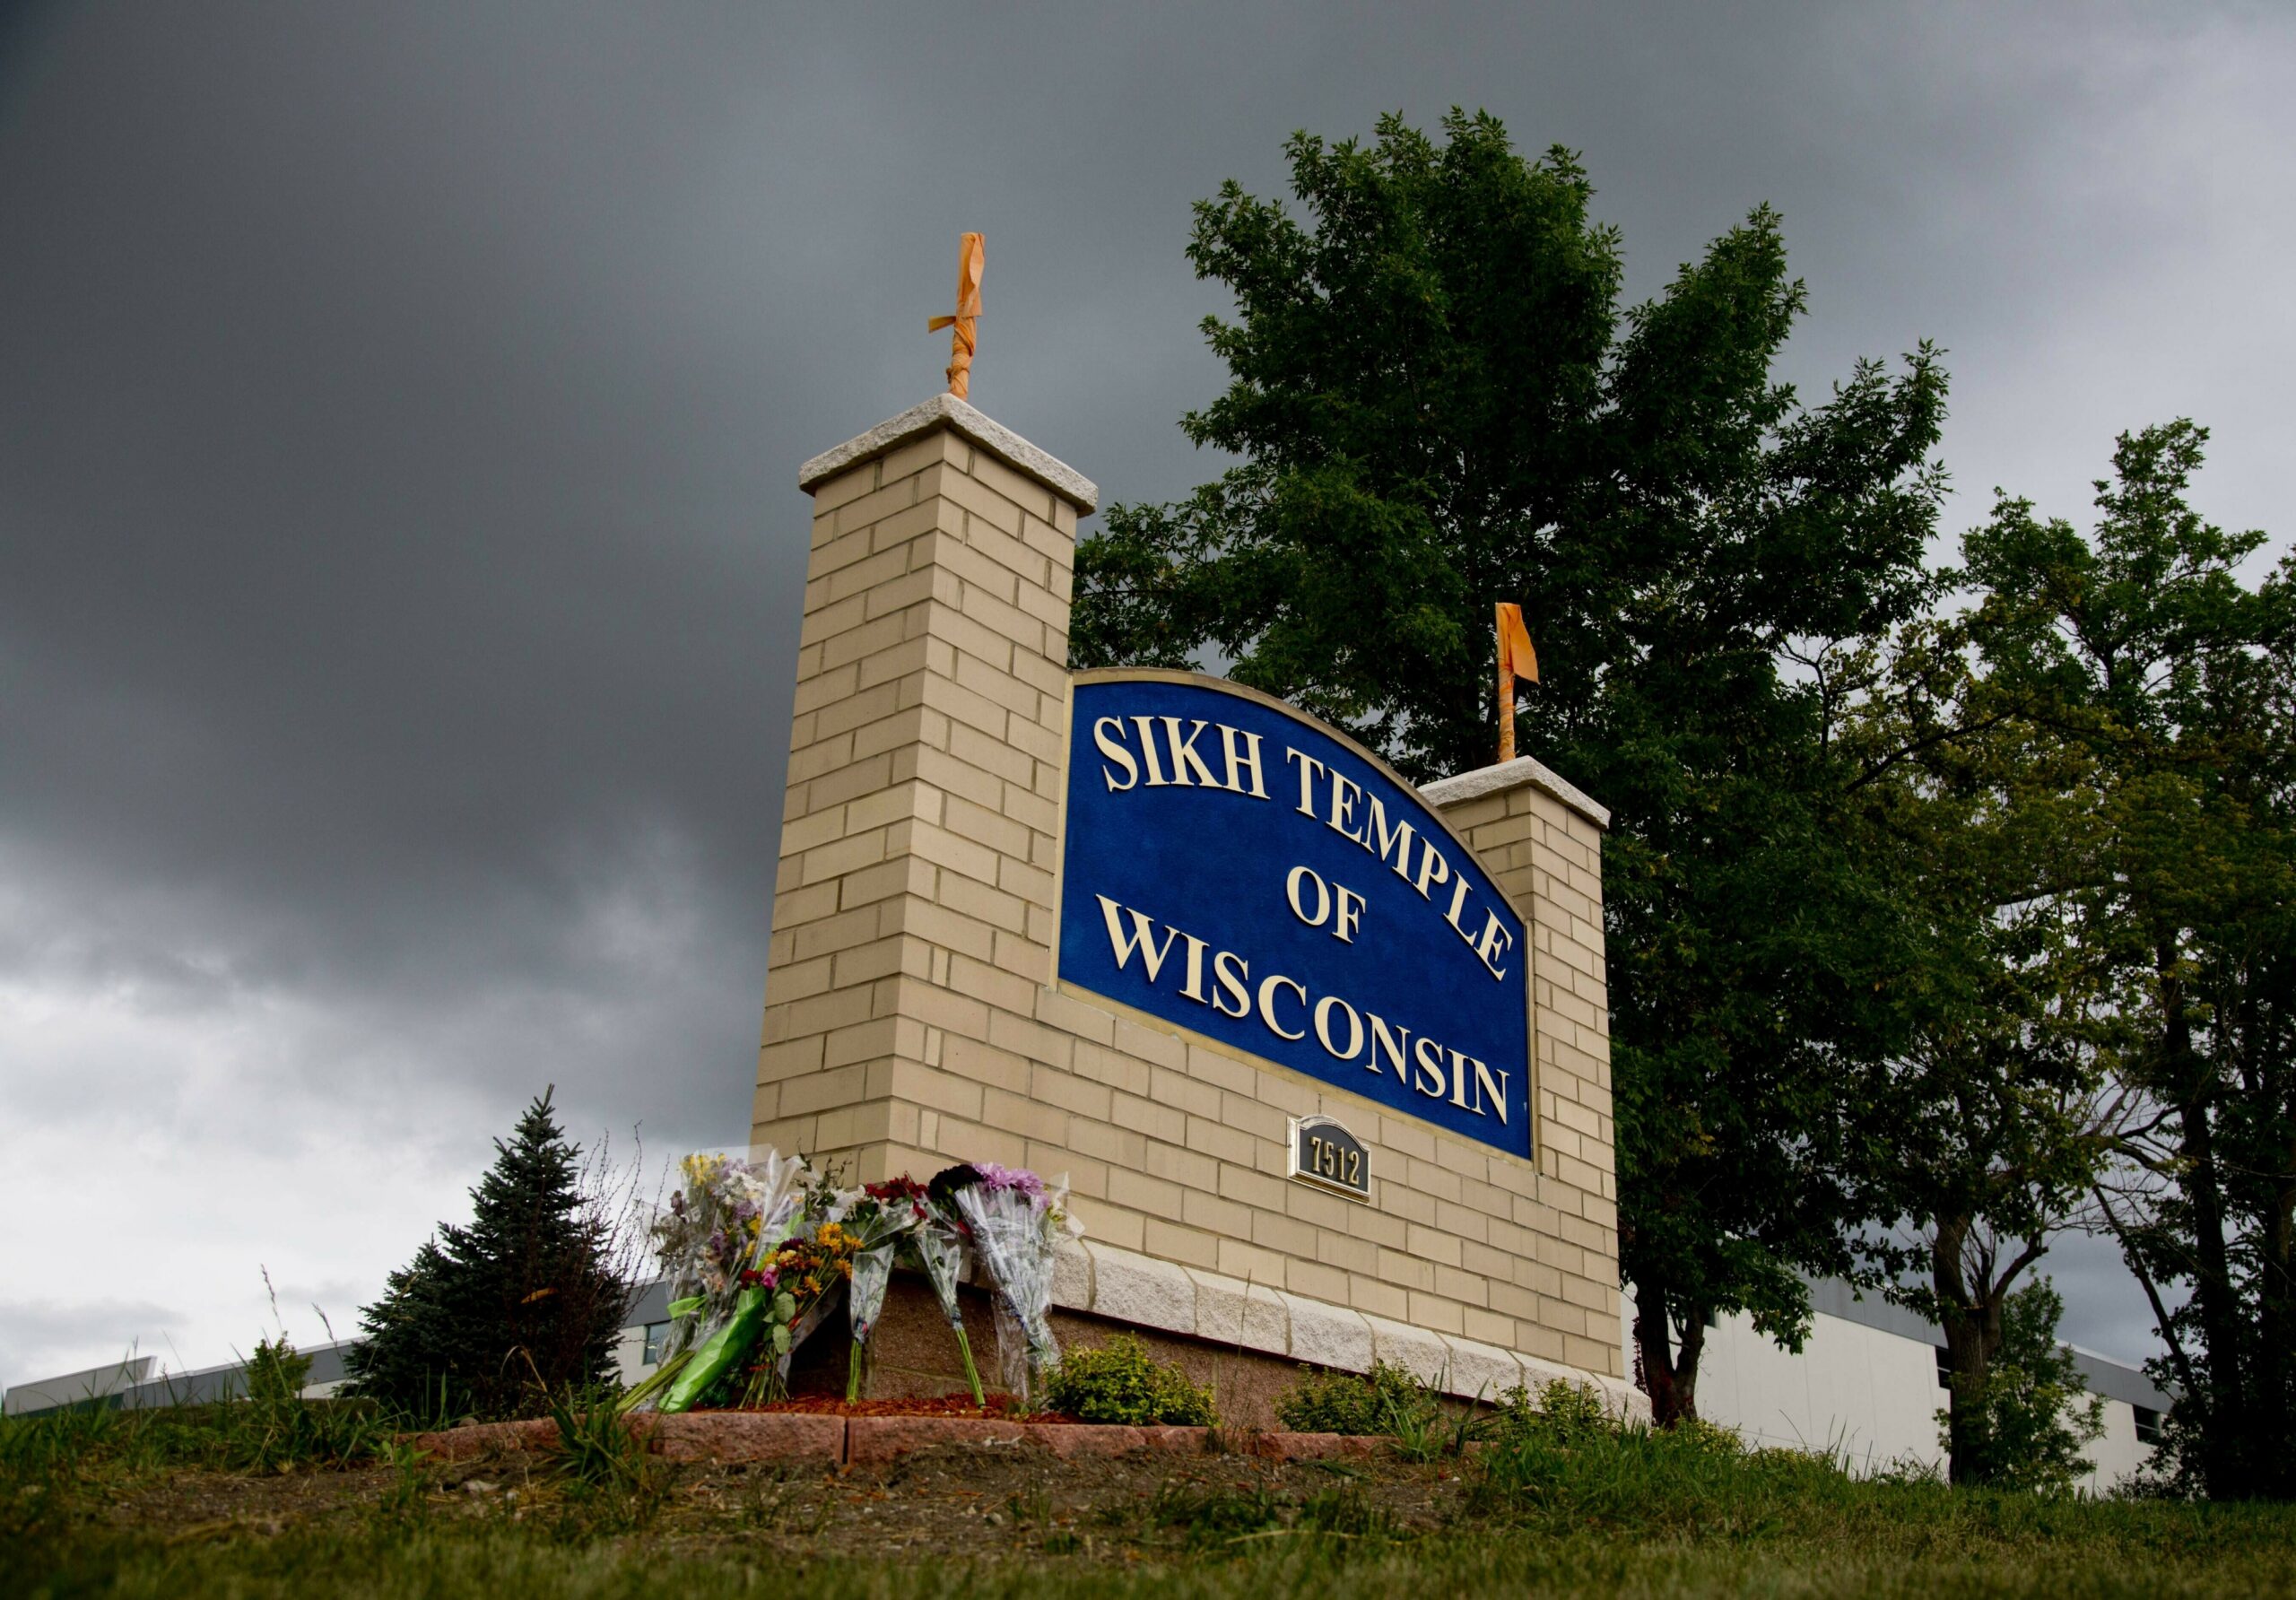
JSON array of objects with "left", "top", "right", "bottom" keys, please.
[{"left": 974, "top": 1162, "right": 1046, "bottom": 1201}]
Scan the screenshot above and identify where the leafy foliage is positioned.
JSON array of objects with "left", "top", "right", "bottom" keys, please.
[
  {"left": 1931, "top": 1281, "right": 2103, "bottom": 1494},
  {"left": 1488, "top": 1378, "right": 1615, "bottom": 1448},
  {"left": 1832, "top": 606, "right": 2129, "bottom": 1483},
  {"left": 346, "top": 1089, "right": 631, "bottom": 1420},
  {"left": 1274, "top": 1360, "right": 1436, "bottom": 1437},
  {"left": 1042, "top": 1335, "right": 1217, "bottom": 1426},
  {"left": 1075, "top": 109, "right": 1949, "bottom": 1422},
  {"left": 1960, "top": 422, "right": 2296, "bottom": 1500}
]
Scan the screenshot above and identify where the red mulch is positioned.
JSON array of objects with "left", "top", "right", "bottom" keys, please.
[{"left": 711, "top": 1393, "right": 1087, "bottom": 1422}]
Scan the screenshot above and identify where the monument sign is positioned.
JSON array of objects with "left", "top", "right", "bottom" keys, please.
[{"left": 752, "top": 389, "right": 1633, "bottom": 1417}]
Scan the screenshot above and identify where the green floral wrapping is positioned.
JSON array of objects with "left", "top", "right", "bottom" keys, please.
[{"left": 658, "top": 1283, "right": 765, "bottom": 1413}]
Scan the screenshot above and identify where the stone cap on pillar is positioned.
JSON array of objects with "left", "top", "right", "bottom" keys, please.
[
  {"left": 1422, "top": 754, "right": 1610, "bottom": 830},
  {"left": 798, "top": 393, "right": 1099, "bottom": 514}
]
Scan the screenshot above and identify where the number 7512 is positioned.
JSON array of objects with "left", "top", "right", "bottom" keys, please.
[{"left": 1307, "top": 1135, "right": 1361, "bottom": 1187}]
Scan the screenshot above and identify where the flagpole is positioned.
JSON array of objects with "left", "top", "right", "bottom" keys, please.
[{"left": 1497, "top": 603, "right": 1516, "bottom": 764}]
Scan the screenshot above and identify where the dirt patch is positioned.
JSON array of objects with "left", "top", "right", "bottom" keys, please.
[
  {"left": 87, "top": 1463, "right": 396, "bottom": 1540},
  {"left": 91, "top": 1441, "right": 1465, "bottom": 1563}
]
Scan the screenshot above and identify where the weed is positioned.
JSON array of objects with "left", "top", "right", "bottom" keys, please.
[
  {"left": 742, "top": 1466, "right": 797, "bottom": 1529},
  {"left": 375, "top": 1438, "right": 431, "bottom": 1523},
  {"left": 1148, "top": 1480, "right": 1282, "bottom": 1546},
  {"left": 1297, "top": 1482, "right": 1397, "bottom": 1540},
  {"left": 545, "top": 1390, "right": 648, "bottom": 1493},
  {"left": 1381, "top": 1388, "right": 1448, "bottom": 1463},
  {"left": 1005, "top": 1485, "right": 1054, "bottom": 1526},
  {"left": 1087, "top": 1496, "right": 1135, "bottom": 1528},
  {"left": 544, "top": 1387, "right": 666, "bottom": 1535}
]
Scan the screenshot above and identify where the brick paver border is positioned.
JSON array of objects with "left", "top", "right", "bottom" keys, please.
[{"left": 408, "top": 1412, "right": 1378, "bottom": 1468}]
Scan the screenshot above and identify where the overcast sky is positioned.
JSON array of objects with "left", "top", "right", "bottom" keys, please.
[{"left": 4, "top": 1, "right": 2290, "bottom": 1390}]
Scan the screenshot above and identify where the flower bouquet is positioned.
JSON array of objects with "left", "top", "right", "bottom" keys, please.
[
  {"left": 904, "top": 1180, "right": 986, "bottom": 1405},
  {"left": 621, "top": 1149, "right": 810, "bottom": 1413},
  {"left": 937, "top": 1162, "right": 1074, "bottom": 1404},
  {"left": 834, "top": 1180, "right": 926, "bottom": 1402},
  {"left": 731, "top": 1218, "right": 858, "bottom": 1406}
]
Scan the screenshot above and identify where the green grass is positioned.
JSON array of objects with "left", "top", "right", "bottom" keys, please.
[
  {"left": 18, "top": 1508, "right": 2296, "bottom": 1600},
  {"left": 7, "top": 1394, "right": 2295, "bottom": 1598}
]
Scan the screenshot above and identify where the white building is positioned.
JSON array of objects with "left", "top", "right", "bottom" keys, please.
[{"left": 1637, "top": 1279, "right": 2169, "bottom": 1492}]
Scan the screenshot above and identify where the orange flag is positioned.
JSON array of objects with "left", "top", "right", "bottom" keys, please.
[
  {"left": 1496, "top": 603, "right": 1539, "bottom": 762},
  {"left": 1497, "top": 603, "right": 1539, "bottom": 683},
  {"left": 926, "top": 232, "right": 985, "bottom": 399}
]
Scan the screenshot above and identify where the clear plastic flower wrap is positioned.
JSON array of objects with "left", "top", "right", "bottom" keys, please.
[
  {"left": 904, "top": 1206, "right": 984, "bottom": 1404},
  {"left": 837, "top": 1181, "right": 924, "bottom": 1402},
  {"left": 948, "top": 1164, "right": 1074, "bottom": 1404}
]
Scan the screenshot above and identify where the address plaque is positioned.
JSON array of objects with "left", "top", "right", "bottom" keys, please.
[{"left": 1287, "top": 1114, "right": 1370, "bottom": 1202}]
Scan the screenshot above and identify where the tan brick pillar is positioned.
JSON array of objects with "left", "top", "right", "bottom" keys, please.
[
  {"left": 752, "top": 396, "right": 1096, "bottom": 1184},
  {"left": 1424, "top": 761, "right": 1622, "bottom": 1378}
]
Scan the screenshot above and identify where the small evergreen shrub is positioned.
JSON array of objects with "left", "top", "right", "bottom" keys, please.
[
  {"left": 1275, "top": 1360, "right": 1436, "bottom": 1437},
  {"left": 347, "top": 1088, "right": 632, "bottom": 1420},
  {"left": 1043, "top": 1335, "right": 1217, "bottom": 1426}
]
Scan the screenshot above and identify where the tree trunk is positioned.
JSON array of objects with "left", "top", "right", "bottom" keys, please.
[
  {"left": 1931, "top": 1213, "right": 2007, "bottom": 1486},
  {"left": 2161, "top": 936, "right": 2248, "bottom": 1497},
  {"left": 2241, "top": 962, "right": 2295, "bottom": 1501},
  {"left": 1631, "top": 1275, "right": 1706, "bottom": 1427},
  {"left": 2266, "top": 1155, "right": 2296, "bottom": 1500}
]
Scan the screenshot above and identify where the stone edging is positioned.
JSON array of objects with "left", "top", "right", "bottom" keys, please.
[
  {"left": 411, "top": 1413, "right": 1382, "bottom": 1468},
  {"left": 797, "top": 393, "right": 1099, "bottom": 511},
  {"left": 1050, "top": 1240, "right": 1649, "bottom": 1424}
]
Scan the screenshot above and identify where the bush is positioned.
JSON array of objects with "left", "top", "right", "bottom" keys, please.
[
  {"left": 1488, "top": 1378, "right": 1613, "bottom": 1448},
  {"left": 1275, "top": 1360, "right": 1436, "bottom": 1437},
  {"left": 1043, "top": 1335, "right": 1217, "bottom": 1426},
  {"left": 347, "top": 1089, "right": 633, "bottom": 1420},
  {"left": 232, "top": 1337, "right": 389, "bottom": 1472}
]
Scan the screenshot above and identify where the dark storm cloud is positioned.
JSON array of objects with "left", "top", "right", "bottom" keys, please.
[{"left": 2, "top": 1, "right": 2289, "bottom": 1380}]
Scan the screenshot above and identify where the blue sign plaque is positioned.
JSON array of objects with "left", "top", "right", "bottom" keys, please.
[{"left": 1057, "top": 672, "right": 1532, "bottom": 1157}]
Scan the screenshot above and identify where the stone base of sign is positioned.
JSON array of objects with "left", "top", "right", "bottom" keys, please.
[
  {"left": 780, "top": 1258, "right": 1647, "bottom": 1430},
  {"left": 754, "top": 396, "right": 1632, "bottom": 1424}
]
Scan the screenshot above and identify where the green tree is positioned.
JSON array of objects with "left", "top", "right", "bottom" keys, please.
[
  {"left": 1839, "top": 621, "right": 2129, "bottom": 1483},
  {"left": 347, "top": 1089, "right": 631, "bottom": 1418},
  {"left": 1962, "top": 422, "right": 2296, "bottom": 1498},
  {"left": 1073, "top": 110, "right": 1949, "bottom": 1422},
  {"left": 1932, "top": 1278, "right": 2105, "bottom": 1493}
]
